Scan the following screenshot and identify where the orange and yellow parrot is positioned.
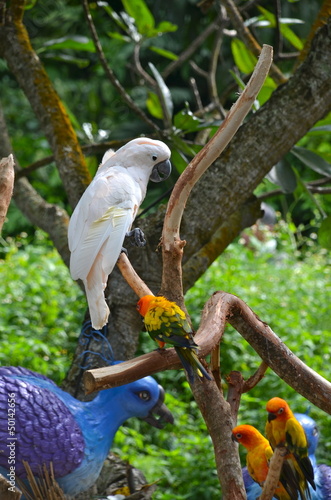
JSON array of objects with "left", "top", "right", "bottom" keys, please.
[
  {"left": 136, "top": 295, "right": 211, "bottom": 383},
  {"left": 232, "top": 424, "right": 297, "bottom": 500},
  {"left": 266, "top": 397, "right": 316, "bottom": 497}
]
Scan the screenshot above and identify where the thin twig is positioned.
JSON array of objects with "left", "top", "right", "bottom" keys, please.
[
  {"left": 243, "top": 361, "right": 269, "bottom": 392},
  {"left": 162, "top": 18, "right": 221, "bottom": 79},
  {"left": 82, "top": 0, "right": 160, "bottom": 133},
  {"left": 221, "top": 0, "right": 286, "bottom": 85},
  {"left": 133, "top": 42, "right": 156, "bottom": 87}
]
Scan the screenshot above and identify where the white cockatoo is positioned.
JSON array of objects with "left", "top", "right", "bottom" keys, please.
[{"left": 68, "top": 138, "right": 171, "bottom": 330}]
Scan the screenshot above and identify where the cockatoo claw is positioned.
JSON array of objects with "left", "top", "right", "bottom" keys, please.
[{"left": 126, "top": 228, "right": 146, "bottom": 247}]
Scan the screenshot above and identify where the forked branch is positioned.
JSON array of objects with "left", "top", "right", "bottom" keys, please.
[{"left": 84, "top": 291, "right": 331, "bottom": 415}]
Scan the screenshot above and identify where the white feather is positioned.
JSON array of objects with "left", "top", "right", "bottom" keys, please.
[{"left": 68, "top": 137, "right": 171, "bottom": 330}]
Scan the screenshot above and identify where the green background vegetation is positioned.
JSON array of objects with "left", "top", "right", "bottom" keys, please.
[{"left": 1, "top": 222, "right": 330, "bottom": 499}]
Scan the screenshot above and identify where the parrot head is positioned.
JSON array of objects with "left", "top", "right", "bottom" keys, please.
[
  {"left": 232, "top": 424, "right": 266, "bottom": 450},
  {"left": 266, "top": 397, "right": 291, "bottom": 422},
  {"left": 102, "top": 138, "right": 172, "bottom": 182},
  {"left": 136, "top": 295, "right": 155, "bottom": 317}
]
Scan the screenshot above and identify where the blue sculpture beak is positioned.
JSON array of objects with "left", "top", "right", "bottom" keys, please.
[{"left": 142, "top": 385, "right": 174, "bottom": 429}]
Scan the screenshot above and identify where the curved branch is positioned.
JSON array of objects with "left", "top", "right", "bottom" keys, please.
[
  {"left": 161, "top": 44, "right": 273, "bottom": 302},
  {"left": 84, "top": 291, "right": 331, "bottom": 414}
]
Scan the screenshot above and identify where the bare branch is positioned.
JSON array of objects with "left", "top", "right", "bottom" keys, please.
[
  {"left": 258, "top": 447, "right": 286, "bottom": 500},
  {"left": 161, "top": 44, "right": 273, "bottom": 302},
  {"left": 162, "top": 18, "right": 220, "bottom": 79},
  {"left": 82, "top": 0, "right": 159, "bottom": 133},
  {"left": 0, "top": 154, "right": 14, "bottom": 233},
  {"left": 133, "top": 42, "right": 156, "bottom": 87},
  {"left": 243, "top": 361, "right": 269, "bottom": 392},
  {"left": 84, "top": 291, "right": 331, "bottom": 414},
  {"left": 116, "top": 253, "right": 153, "bottom": 298}
]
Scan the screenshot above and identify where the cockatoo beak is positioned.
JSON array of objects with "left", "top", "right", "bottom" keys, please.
[
  {"left": 150, "top": 159, "right": 172, "bottom": 182},
  {"left": 142, "top": 385, "right": 174, "bottom": 429}
]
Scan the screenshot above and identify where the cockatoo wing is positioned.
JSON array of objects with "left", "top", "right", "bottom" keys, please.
[{"left": 68, "top": 168, "right": 139, "bottom": 281}]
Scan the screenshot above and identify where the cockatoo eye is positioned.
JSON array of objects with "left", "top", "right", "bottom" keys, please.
[
  {"left": 152, "top": 154, "right": 158, "bottom": 161},
  {"left": 138, "top": 390, "right": 151, "bottom": 401}
]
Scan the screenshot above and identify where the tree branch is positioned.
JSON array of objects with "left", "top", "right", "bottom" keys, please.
[
  {"left": 161, "top": 44, "right": 273, "bottom": 304},
  {"left": 0, "top": 104, "right": 70, "bottom": 265},
  {"left": 258, "top": 447, "right": 286, "bottom": 500},
  {"left": 162, "top": 18, "right": 221, "bottom": 79},
  {"left": 0, "top": 154, "right": 14, "bottom": 233},
  {"left": 84, "top": 291, "right": 331, "bottom": 414},
  {"left": 0, "top": 3, "right": 91, "bottom": 208}
]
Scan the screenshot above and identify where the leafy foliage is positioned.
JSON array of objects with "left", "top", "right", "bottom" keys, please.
[{"left": 0, "top": 231, "right": 84, "bottom": 382}]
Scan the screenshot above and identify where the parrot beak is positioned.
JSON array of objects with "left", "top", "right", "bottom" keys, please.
[
  {"left": 142, "top": 385, "right": 174, "bottom": 429},
  {"left": 150, "top": 159, "right": 172, "bottom": 182},
  {"left": 268, "top": 412, "right": 277, "bottom": 422},
  {"left": 231, "top": 434, "right": 238, "bottom": 443}
]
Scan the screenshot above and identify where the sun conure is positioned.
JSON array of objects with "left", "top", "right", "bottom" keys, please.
[
  {"left": 136, "top": 295, "right": 211, "bottom": 383},
  {"left": 266, "top": 397, "right": 316, "bottom": 499},
  {"left": 232, "top": 424, "right": 298, "bottom": 500}
]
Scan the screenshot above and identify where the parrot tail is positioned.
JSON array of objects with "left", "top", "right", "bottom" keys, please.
[
  {"left": 175, "top": 346, "right": 211, "bottom": 383},
  {"left": 84, "top": 254, "right": 110, "bottom": 330}
]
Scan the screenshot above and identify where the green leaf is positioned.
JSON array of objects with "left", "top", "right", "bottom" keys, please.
[
  {"left": 41, "top": 53, "right": 90, "bottom": 68},
  {"left": 266, "top": 160, "right": 297, "bottom": 193},
  {"left": 171, "top": 149, "right": 189, "bottom": 174},
  {"left": 148, "top": 63, "right": 173, "bottom": 123},
  {"left": 155, "top": 21, "right": 178, "bottom": 34},
  {"left": 318, "top": 215, "right": 331, "bottom": 249},
  {"left": 257, "top": 7, "right": 303, "bottom": 50},
  {"left": 107, "top": 32, "right": 131, "bottom": 42},
  {"left": 146, "top": 92, "right": 163, "bottom": 120},
  {"left": 39, "top": 36, "right": 95, "bottom": 53},
  {"left": 122, "top": 0, "right": 155, "bottom": 36},
  {"left": 231, "top": 38, "right": 257, "bottom": 74},
  {"left": 291, "top": 146, "right": 331, "bottom": 176},
  {"left": 149, "top": 46, "right": 178, "bottom": 61},
  {"left": 173, "top": 109, "right": 202, "bottom": 132},
  {"left": 24, "top": 0, "right": 38, "bottom": 9}
]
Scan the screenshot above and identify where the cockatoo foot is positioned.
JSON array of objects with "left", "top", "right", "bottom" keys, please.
[{"left": 126, "top": 228, "right": 146, "bottom": 247}]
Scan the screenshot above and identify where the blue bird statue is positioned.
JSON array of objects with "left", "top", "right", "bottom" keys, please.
[
  {"left": 0, "top": 366, "right": 174, "bottom": 497},
  {"left": 242, "top": 412, "right": 331, "bottom": 500}
]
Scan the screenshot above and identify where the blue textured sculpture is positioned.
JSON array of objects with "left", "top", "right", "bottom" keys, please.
[
  {"left": 0, "top": 366, "right": 173, "bottom": 496},
  {"left": 243, "top": 412, "right": 331, "bottom": 500}
]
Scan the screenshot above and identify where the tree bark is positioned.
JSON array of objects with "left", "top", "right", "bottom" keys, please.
[{"left": 0, "top": 0, "right": 91, "bottom": 208}]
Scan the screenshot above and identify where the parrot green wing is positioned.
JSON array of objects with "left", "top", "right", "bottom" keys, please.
[{"left": 285, "top": 418, "right": 316, "bottom": 492}]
